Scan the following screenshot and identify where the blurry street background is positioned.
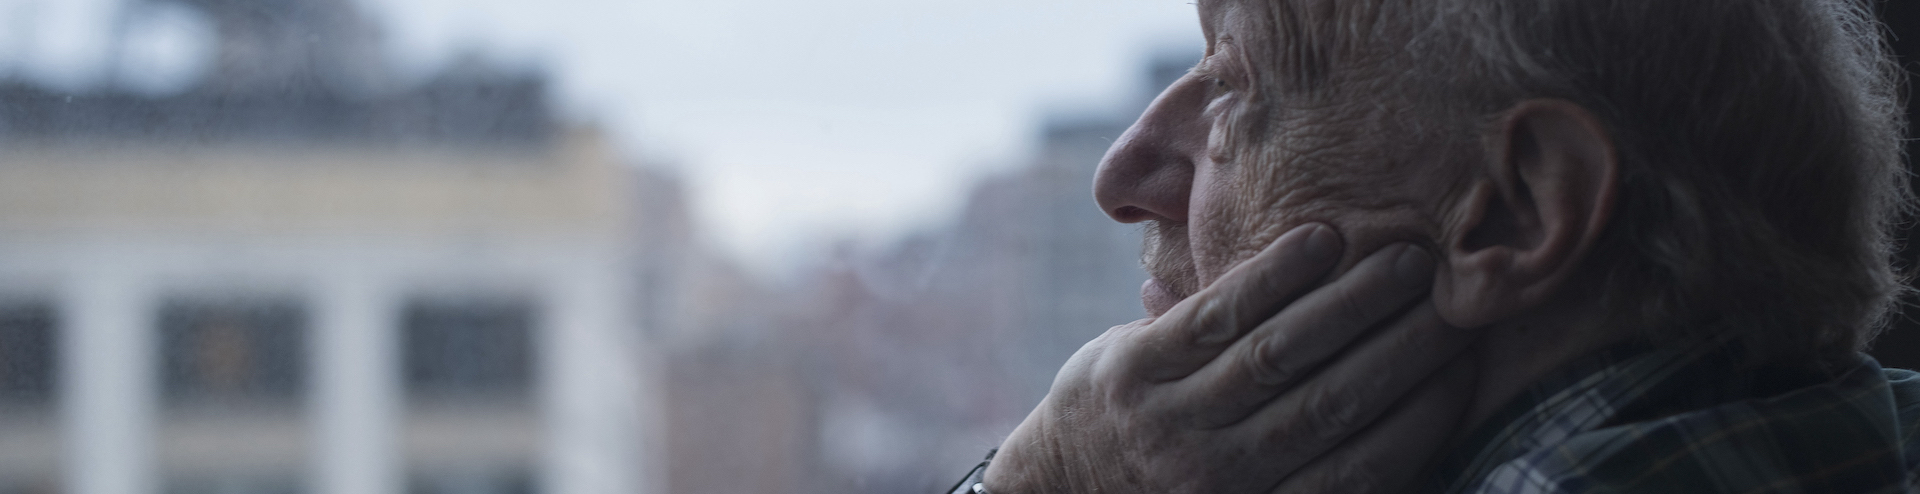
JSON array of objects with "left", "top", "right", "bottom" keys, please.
[
  {"left": 0, "top": 0, "right": 1197, "bottom": 493},
  {"left": 1, "top": 1, "right": 1918, "bottom": 494}
]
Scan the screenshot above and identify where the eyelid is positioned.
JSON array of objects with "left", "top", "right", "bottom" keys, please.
[
  {"left": 1191, "top": 64, "right": 1224, "bottom": 87},
  {"left": 1195, "top": 38, "right": 1242, "bottom": 89},
  {"left": 1192, "top": 65, "right": 1233, "bottom": 96}
]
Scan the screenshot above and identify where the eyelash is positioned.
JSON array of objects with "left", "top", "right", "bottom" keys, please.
[
  {"left": 1197, "top": 69, "right": 1231, "bottom": 97},
  {"left": 1202, "top": 38, "right": 1237, "bottom": 90},
  {"left": 1196, "top": 59, "right": 1234, "bottom": 94}
]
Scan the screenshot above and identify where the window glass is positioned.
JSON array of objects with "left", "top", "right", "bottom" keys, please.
[
  {"left": 161, "top": 473, "right": 302, "bottom": 494},
  {"left": 407, "top": 467, "right": 535, "bottom": 494},
  {"left": 0, "top": 302, "right": 56, "bottom": 404},
  {"left": 158, "top": 299, "right": 306, "bottom": 404},
  {"left": 0, "top": 304, "right": 59, "bottom": 494},
  {"left": 402, "top": 299, "right": 534, "bottom": 400}
]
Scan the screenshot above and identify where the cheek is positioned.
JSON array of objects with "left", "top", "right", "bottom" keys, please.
[
  {"left": 1184, "top": 107, "right": 1445, "bottom": 290},
  {"left": 1185, "top": 150, "right": 1422, "bottom": 289},
  {"left": 1186, "top": 157, "right": 1284, "bottom": 287},
  {"left": 1184, "top": 159, "right": 1231, "bottom": 285}
]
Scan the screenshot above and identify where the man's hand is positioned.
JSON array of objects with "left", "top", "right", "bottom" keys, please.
[{"left": 982, "top": 223, "right": 1480, "bottom": 493}]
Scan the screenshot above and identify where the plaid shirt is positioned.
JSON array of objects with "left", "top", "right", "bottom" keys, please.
[{"left": 1427, "top": 340, "right": 1920, "bottom": 494}]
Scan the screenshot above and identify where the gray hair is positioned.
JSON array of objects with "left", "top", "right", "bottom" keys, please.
[{"left": 1245, "top": 0, "right": 1910, "bottom": 369}]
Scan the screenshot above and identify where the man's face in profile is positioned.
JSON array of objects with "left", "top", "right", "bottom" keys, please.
[{"left": 1102, "top": 0, "right": 1453, "bottom": 317}]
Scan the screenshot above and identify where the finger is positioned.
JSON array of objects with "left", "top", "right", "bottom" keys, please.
[
  {"left": 1269, "top": 355, "right": 1477, "bottom": 494},
  {"left": 1232, "top": 301, "right": 1478, "bottom": 476},
  {"left": 1171, "top": 244, "right": 1434, "bottom": 426},
  {"left": 1108, "top": 223, "right": 1342, "bottom": 382},
  {"left": 1047, "top": 320, "right": 1143, "bottom": 394}
]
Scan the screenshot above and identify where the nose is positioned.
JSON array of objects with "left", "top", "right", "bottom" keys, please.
[{"left": 1093, "top": 72, "right": 1212, "bottom": 224}]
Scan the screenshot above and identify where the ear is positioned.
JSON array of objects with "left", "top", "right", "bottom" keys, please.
[{"left": 1434, "top": 99, "right": 1618, "bottom": 328}]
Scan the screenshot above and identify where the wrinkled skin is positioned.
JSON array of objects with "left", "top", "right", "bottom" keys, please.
[
  {"left": 980, "top": 0, "right": 1487, "bottom": 492},
  {"left": 984, "top": 225, "right": 1478, "bottom": 493}
]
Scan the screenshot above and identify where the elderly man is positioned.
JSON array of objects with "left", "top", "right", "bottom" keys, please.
[{"left": 949, "top": 0, "right": 1920, "bottom": 492}]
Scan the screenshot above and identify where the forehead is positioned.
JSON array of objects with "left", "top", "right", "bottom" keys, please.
[
  {"left": 1193, "top": 0, "right": 1283, "bottom": 56},
  {"left": 1195, "top": 0, "right": 1240, "bottom": 45},
  {"left": 1194, "top": 0, "right": 1399, "bottom": 93}
]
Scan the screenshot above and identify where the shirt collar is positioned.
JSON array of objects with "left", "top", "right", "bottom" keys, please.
[{"left": 1428, "top": 338, "right": 1734, "bottom": 493}]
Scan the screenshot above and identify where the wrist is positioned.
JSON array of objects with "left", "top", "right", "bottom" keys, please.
[
  {"left": 979, "top": 451, "right": 1019, "bottom": 494},
  {"left": 984, "top": 423, "right": 1074, "bottom": 494},
  {"left": 947, "top": 449, "right": 995, "bottom": 494},
  {"left": 987, "top": 394, "right": 1103, "bottom": 494}
]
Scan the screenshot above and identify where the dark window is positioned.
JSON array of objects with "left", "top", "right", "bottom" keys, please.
[
  {"left": 0, "top": 302, "right": 57, "bottom": 403},
  {"left": 158, "top": 299, "right": 307, "bottom": 403},
  {"left": 163, "top": 473, "right": 303, "bottom": 494},
  {"left": 402, "top": 298, "right": 535, "bottom": 398},
  {"left": 408, "top": 467, "right": 535, "bottom": 494}
]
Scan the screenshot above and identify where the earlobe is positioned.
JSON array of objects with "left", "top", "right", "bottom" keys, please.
[{"left": 1435, "top": 99, "right": 1618, "bottom": 328}]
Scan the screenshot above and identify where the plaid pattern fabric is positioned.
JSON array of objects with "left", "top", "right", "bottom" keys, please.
[{"left": 1428, "top": 340, "right": 1920, "bottom": 494}]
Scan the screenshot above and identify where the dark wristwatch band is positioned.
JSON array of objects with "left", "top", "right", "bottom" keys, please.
[{"left": 945, "top": 448, "right": 997, "bottom": 494}]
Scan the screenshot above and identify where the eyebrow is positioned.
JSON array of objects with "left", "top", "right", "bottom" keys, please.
[{"left": 1193, "top": 37, "right": 1249, "bottom": 87}]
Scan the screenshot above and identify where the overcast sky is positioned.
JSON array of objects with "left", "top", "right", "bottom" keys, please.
[{"left": 0, "top": 0, "right": 1200, "bottom": 274}]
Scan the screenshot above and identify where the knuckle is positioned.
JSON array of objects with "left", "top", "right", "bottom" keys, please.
[
  {"left": 1057, "top": 342, "right": 1108, "bottom": 382},
  {"left": 1243, "top": 335, "right": 1299, "bottom": 387},
  {"left": 1301, "top": 385, "right": 1366, "bottom": 442},
  {"left": 1086, "top": 358, "right": 1153, "bottom": 409},
  {"left": 1085, "top": 354, "right": 1127, "bottom": 389},
  {"left": 1187, "top": 295, "right": 1239, "bottom": 346},
  {"left": 1091, "top": 320, "right": 1150, "bottom": 348}
]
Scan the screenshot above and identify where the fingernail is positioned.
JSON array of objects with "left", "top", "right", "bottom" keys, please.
[
  {"left": 1301, "top": 224, "right": 1341, "bottom": 264},
  {"left": 1394, "top": 244, "right": 1434, "bottom": 287}
]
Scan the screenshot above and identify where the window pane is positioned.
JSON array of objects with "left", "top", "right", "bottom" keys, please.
[
  {"left": 162, "top": 472, "right": 302, "bottom": 494},
  {"left": 158, "top": 299, "right": 307, "bottom": 403},
  {"left": 0, "top": 302, "right": 56, "bottom": 403},
  {"left": 402, "top": 299, "right": 534, "bottom": 399},
  {"left": 407, "top": 467, "right": 535, "bottom": 494}
]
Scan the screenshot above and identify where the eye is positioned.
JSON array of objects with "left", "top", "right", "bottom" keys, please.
[{"left": 1203, "top": 75, "right": 1233, "bottom": 100}]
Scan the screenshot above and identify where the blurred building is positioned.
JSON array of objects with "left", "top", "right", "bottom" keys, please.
[
  {"left": 801, "top": 54, "right": 1189, "bottom": 492},
  {"left": 0, "top": 1, "right": 667, "bottom": 494},
  {"left": 655, "top": 52, "right": 1193, "bottom": 494}
]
